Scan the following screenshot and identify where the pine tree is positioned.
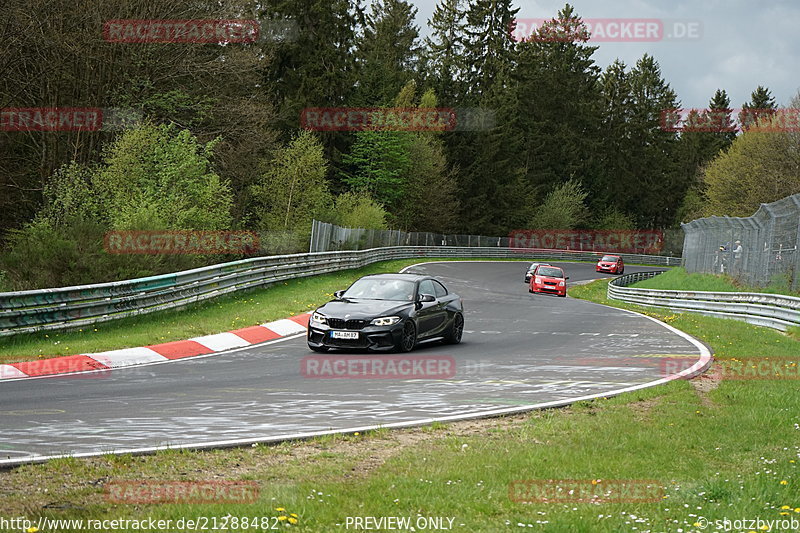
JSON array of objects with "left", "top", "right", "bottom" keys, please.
[
  {"left": 462, "top": 0, "right": 519, "bottom": 104},
  {"left": 625, "top": 54, "right": 683, "bottom": 227},
  {"left": 422, "top": 0, "right": 467, "bottom": 105},
  {"left": 352, "top": 0, "right": 420, "bottom": 106},
  {"left": 514, "top": 4, "right": 603, "bottom": 208},
  {"left": 704, "top": 89, "right": 736, "bottom": 153},
  {"left": 597, "top": 59, "right": 635, "bottom": 212},
  {"left": 261, "top": 0, "right": 360, "bottom": 131},
  {"left": 739, "top": 85, "right": 777, "bottom": 130}
]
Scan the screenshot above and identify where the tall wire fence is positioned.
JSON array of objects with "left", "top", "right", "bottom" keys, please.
[
  {"left": 309, "top": 220, "right": 509, "bottom": 252},
  {"left": 310, "top": 220, "right": 684, "bottom": 256},
  {"left": 682, "top": 193, "right": 800, "bottom": 289}
]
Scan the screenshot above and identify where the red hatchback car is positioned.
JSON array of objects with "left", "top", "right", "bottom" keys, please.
[
  {"left": 596, "top": 254, "right": 624, "bottom": 274},
  {"left": 529, "top": 265, "right": 568, "bottom": 297}
]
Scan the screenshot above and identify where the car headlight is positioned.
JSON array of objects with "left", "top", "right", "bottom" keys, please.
[
  {"left": 558, "top": 281, "right": 565, "bottom": 287},
  {"left": 534, "top": 278, "right": 542, "bottom": 284},
  {"left": 311, "top": 312, "right": 327, "bottom": 324},
  {"left": 370, "top": 316, "right": 401, "bottom": 326}
]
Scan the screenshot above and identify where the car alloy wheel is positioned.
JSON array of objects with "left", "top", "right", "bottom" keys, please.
[
  {"left": 397, "top": 321, "right": 417, "bottom": 353},
  {"left": 444, "top": 313, "right": 464, "bottom": 344}
]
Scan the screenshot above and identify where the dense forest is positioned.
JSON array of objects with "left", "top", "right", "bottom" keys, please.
[{"left": 1, "top": 0, "right": 798, "bottom": 289}]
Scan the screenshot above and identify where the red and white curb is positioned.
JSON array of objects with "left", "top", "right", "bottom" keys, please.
[{"left": 0, "top": 314, "right": 310, "bottom": 381}]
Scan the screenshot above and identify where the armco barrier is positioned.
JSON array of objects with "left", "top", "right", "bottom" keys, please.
[
  {"left": 608, "top": 271, "right": 800, "bottom": 331},
  {"left": 0, "top": 247, "right": 680, "bottom": 337}
]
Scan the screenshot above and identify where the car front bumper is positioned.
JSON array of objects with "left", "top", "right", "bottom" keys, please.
[
  {"left": 307, "top": 321, "right": 405, "bottom": 351},
  {"left": 531, "top": 284, "right": 566, "bottom": 296}
]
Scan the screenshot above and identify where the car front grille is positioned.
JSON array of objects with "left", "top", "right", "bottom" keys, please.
[{"left": 327, "top": 318, "right": 369, "bottom": 330}]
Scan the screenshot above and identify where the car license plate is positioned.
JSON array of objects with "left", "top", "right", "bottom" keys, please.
[{"left": 331, "top": 331, "right": 359, "bottom": 340}]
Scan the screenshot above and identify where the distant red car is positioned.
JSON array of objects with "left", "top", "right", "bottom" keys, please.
[
  {"left": 529, "top": 265, "right": 568, "bottom": 297},
  {"left": 596, "top": 254, "right": 624, "bottom": 274}
]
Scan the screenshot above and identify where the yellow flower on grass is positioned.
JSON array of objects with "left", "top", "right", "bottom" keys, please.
[
  {"left": 795, "top": 508, "right": 800, "bottom": 513},
  {"left": 275, "top": 507, "right": 285, "bottom": 511},
  {"left": 288, "top": 517, "right": 298, "bottom": 524},
  {"left": 780, "top": 480, "right": 788, "bottom": 485},
  {"left": 760, "top": 526, "right": 769, "bottom": 531},
  {"left": 278, "top": 516, "right": 287, "bottom": 521},
  {"left": 26, "top": 528, "right": 38, "bottom": 533},
  {"left": 290, "top": 513, "right": 298, "bottom": 518},
  {"left": 782, "top": 505, "right": 791, "bottom": 509}
]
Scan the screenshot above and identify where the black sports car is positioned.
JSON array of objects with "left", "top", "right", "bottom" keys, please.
[{"left": 307, "top": 273, "right": 464, "bottom": 353}]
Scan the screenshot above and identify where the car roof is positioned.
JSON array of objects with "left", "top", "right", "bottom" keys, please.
[
  {"left": 358, "top": 273, "right": 430, "bottom": 282},
  {"left": 601, "top": 254, "right": 621, "bottom": 258}
]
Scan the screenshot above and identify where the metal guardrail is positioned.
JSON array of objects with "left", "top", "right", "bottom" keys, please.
[
  {"left": 608, "top": 271, "right": 800, "bottom": 331},
  {"left": 0, "top": 247, "right": 680, "bottom": 337}
]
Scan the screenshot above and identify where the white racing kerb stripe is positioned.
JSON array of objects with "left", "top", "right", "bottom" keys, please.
[
  {"left": 262, "top": 319, "right": 307, "bottom": 336},
  {"left": 190, "top": 332, "right": 251, "bottom": 351},
  {"left": 88, "top": 347, "right": 167, "bottom": 368},
  {"left": 0, "top": 364, "right": 28, "bottom": 379}
]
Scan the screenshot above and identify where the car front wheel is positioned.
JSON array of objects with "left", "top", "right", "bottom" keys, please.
[{"left": 396, "top": 321, "right": 417, "bottom": 353}]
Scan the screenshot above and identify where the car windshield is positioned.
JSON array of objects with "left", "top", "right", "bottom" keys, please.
[
  {"left": 536, "top": 267, "right": 564, "bottom": 278},
  {"left": 343, "top": 278, "right": 416, "bottom": 301},
  {"left": 601, "top": 255, "right": 619, "bottom": 262}
]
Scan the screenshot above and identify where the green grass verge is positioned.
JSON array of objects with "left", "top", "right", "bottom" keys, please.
[
  {"left": 3, "top": 271, "right": 799, "bottom": 532},
  {"left": 633, "top": 266, "right": 799, "bottom": 296}
]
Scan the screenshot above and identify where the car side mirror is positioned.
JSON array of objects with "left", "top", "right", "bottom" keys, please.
[
  {"left": 417, "top": 294, "right": 436, "bottom": 303},
  {"left": 565, "top": 277, "right": 570, "bottom": 280},
  {"left": 334, "top": 290, "right": 346, "bottom": 299}
]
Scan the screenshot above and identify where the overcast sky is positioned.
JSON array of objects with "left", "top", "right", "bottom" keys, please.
[{"left": 409, "top": 0, "right": 800, "bottom": 109}]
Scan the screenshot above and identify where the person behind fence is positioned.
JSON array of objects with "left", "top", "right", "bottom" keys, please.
[
  {"left": 733, "top": 240, "right": 743, "bottom": 273},
  {"left": 714, "top": 242, "right": 728, "bottom": 273}
]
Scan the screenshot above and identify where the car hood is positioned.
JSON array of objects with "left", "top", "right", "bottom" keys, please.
[
  {"left": 598, "top": 262, "right": 614, "bottom": 266},
  {"left": 317, "top": 299, "right": 414, "bottom": 319},
  {"left": 535, "top": 275, "right": 564, "bottom": 283}
]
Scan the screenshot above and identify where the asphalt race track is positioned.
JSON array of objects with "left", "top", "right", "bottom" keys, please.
[{"left": 0, "top": 261, "right": 706, "bottom": 464}]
